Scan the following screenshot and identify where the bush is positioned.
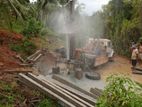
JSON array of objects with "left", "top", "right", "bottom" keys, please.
[
  {"left": 22, "top": 18, "right": 43, "bottom": 38},
  {"left": 22, "top": 40, "right": 36, "bottom": 55},
  {"left": 40, "top": 28, "right": 57, "bottom": 37},
  {"left": 37, "top": 97, "right": 62, "bottom": 107},
  {"left": 10, "top": 44, "right": 22, "bottom": 52},
  {"left": 10, "top": 39, "right": 36, "bottom": 55},
  {"left": 97, "top": 75, "right": 142, "bottom": 107},
  {"left": 38, "top": 99, "right": 56, "bottom": 107}
]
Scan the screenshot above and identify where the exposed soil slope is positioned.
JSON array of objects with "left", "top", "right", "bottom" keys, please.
[{"left": 0, "top": 29, "right": 23, "bottom": 70}]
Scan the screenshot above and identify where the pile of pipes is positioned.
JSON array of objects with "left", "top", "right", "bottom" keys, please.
[{"left": 19, "top": 73, "right": 102, "bottom": 107}]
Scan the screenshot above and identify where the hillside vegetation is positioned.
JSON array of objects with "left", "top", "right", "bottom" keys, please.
[{"left": 102, "top": 0, "right": 142, "bottom": 57}]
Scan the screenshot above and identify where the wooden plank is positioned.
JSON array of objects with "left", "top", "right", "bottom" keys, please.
[
  {"left": 27, "top": 73, "right": 87, "bottom": 107},
  {"left": 33, "top": 54, "right": 42, "bottom": 62},
  {"left": 1, "top": 68, "right": 33, "bottom": 73},
  {"left": 135, "top": 67, "right": 142, "bottom": 71},
  {"left": 18, "top": 73, "right": 76, "bottom": 107},
  {"left": 43, "top": 79, "right": 94, "bottom": 107},
  {"left": 28, "top": 73, "right": 94, "bottom": 107},
  {"left": 94, "top": 88, "right": 103, "bottom": 94},
  {"left": 51, "top": 79, "right": 97, "bottom": 105},
  {"left": 19, "top": 63, "right": 33, "bottom": 67},
  {"left": 27, "top": 50, "right": 41, "bottom": 60},
  {"left": 90, "top": 88, "right": 102, "bottom": 97},
  {"left": 132, "top": 70, "right": 142, "bottom": 75},
  {"left": 15, "top": 55, "right": 25, "bottom": 63},
  {"left": 52, "top": 75, "right": 98, "bottom": 99}
]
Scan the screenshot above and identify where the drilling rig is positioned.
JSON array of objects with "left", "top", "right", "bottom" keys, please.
[{"left": 55, "top": 0, "right": 101, "bottom": 80}]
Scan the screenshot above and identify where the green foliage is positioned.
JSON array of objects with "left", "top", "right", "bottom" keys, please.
[
  {"left": 0, "top": 81, "right": 59, "bottom": 107},
  {"left": 38, "top": 99, "right": 53, "bottom": 107},
  {"left": 10, "top": 39, "right": 36, "bottom": 55},
  {"left": 0, "top": 81, "right": 16, "bottom": 105},
  {"left": 102, "top": 0, "right": 142, "bottom": 57},
  {"left": 0, "top": 0, "right": 35, "bottom": 31},
  {"left": 10, "top": 44, "right": 21, "bottom": 52},
  {"left": 23, "top": 39, "right": 37, "bottom": 54},
  {"left": 11, "top": 20, "right": 26, "bottom": 33},
  {"left": 37, "top": 98, "right": 61, "bottom": 107},
  {"left": 58, "top": 0, "right": 69, "bottom": 5},
  {"left": 22, "top": 18, "right": 43, "bottom": 38},
  {"left": 97, "top": 75, "right": 142, "bottom": 107},
  {"left": 0, "top": 104, "right": 13, "bottom": 107},
  {"left": 3, "top": 84, "right": 12, "bottom": 92},
  {"left": 40, "top": 28, "right": 57, "bottom": 37}
]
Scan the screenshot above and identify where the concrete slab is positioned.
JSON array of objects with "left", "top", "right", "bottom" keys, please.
[{"left": 52, "top": 73, "right": 105, "bottom": 92}]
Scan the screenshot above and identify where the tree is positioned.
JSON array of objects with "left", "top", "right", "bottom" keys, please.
[
  {"left": 36, "top": 0, "right": 69, "bottom": 26},
  {"left": 102, "top": 0, "right": 142, "bottom": 56},
  {"left": 0, "top": 0, "right": 34, "bottom": 30}
]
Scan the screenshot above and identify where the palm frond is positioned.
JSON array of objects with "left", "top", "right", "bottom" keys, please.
[{"left": 8, "top": 0, "right": 23, "bottom": 19}]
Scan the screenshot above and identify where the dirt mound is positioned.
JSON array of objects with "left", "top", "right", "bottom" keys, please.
[
  {"left": 0, "top": 29, "right": 23, "bottom": 70},
  {"left": 0, "top": 29, "right": 23, "bottom": 45},
  {"left": 0, "top": 46, "right": 20, "bottom": 70}
]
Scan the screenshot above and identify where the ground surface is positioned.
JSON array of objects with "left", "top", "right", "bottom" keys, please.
[
  {"left": 99, "top": 56, "right": 142, "bottom": 83},
  {"left": 37, "top": 53, "right": 142, "bottom": 84},
  {"left": 54, "top": 55, "right": 142, "bottom": 91},
  {"left": 36, "top": 53, "right": 142, "bottom": 92}
]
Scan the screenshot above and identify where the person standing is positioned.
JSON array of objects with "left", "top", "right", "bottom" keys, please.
[
  {"left": 138, "top": 42, "right": 142, "bottom": 61},
  {"left": 131, "top": 45, "right": 139, "bottom": 69}
]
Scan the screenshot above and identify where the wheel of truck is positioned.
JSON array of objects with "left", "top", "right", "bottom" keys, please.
[
  {"left": 85, "top": 72, "right": 101, "bottom": 80},
  {"left": 108, "top": 53, "right": 115, "bottom": 62},
  {"left": 108, "top": 57, "right": 114, "bottom": 62}
]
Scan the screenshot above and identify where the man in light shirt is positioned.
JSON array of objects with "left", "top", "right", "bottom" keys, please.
[
  {"left": 138, "top": 42, "right": 142, "bottom": 60},
  {"left": 131, "top": 45, "right": 139, "bottom": 69}
]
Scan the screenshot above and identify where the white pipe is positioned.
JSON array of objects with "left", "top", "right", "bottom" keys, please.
[{"left": 66, "top": 35, "right": 70, "bottom": 60}]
